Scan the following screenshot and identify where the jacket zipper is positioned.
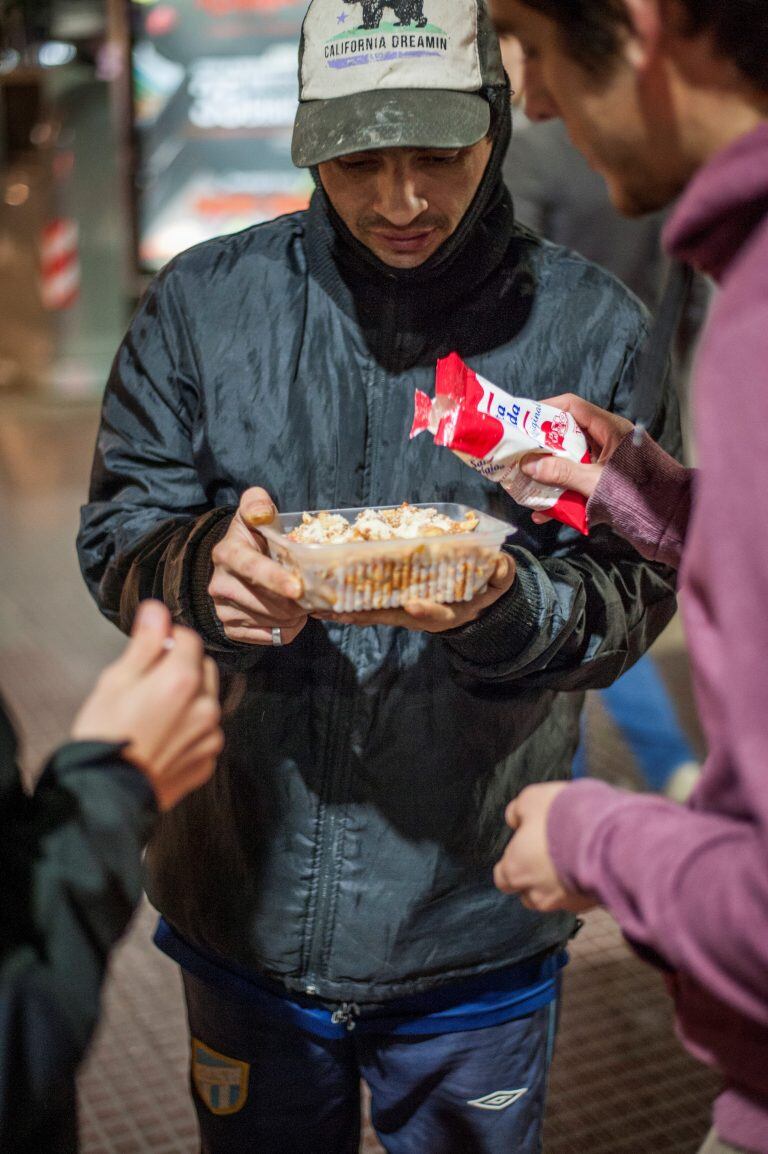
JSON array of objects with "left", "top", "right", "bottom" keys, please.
[
  {"left": 302, "top": 637, "right": 353, "bottom": 990},
  {"left": 303, "top": 297, "right": 399, "bottom": 994}
]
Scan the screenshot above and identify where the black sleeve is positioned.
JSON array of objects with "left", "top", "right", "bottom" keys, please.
[
  {"left": 0, "top": 718, "right": 156, "bottom": 1151},
  {"left": 77, "top": 268, "right": 264, "bottom": 671}
]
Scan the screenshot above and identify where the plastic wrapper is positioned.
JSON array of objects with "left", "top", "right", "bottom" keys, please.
[{"left": 411, "top": 353, "right": 591, "bottom": 534}]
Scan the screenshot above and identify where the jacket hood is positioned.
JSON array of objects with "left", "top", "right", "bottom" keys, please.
[{"left": 308, "top": 81, "right": 515, "bottom": 299}]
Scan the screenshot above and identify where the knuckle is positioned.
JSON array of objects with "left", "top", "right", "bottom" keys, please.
[
  {"left": 176, "top": 624, "right": 203, "bottom": 651},
  {"left": 550, "top": 459, "right": 569, "bottom": 486},
  {"left": 496, "top": 872, "right": 513, "bottom": 895},
  {"left": 168, "top": 666, "right": 200, "bottom": 700},
  {"left": 197, "top": 697, "right": 222, "bottom": 728},
  {"left": 210, "top": 540, "right": 230, "bottom": 568}
]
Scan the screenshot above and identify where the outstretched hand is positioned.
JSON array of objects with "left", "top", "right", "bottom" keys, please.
[{"left": 493, "top": 782, "right": 597, "bottom": 914}]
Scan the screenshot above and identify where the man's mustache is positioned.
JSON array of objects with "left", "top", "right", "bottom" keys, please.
[{"left": 359, "top": 214, "right": 449, "bottom": 232}]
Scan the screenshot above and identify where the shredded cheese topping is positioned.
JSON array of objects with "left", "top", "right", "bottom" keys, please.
[{"left": 287, "top": 503, "right": 480, "bottom": 544}]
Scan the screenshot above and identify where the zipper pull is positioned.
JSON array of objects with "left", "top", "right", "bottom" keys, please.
[{"left": 331, "top": 1001, "right": 360, "bottom": 1032}]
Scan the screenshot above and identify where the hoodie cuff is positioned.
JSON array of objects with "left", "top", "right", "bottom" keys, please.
[
  {"left": 442, "top": 548, "right": 544, "bottom": 668},
  {"left": 587, "top": 430, "right": 692, "bottom": 568},
  {"left": 547, "top": 778, "right": 627, "bottom": 894}
]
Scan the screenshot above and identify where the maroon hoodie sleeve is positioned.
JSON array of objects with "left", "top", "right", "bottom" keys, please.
[
  {"left": 586, "top": 429, "right": 695, "bottom": 569},
  {"left": 546, "top": 781, "right": 768, "bottom": 1028},
  {"left": 547, "top": 292, "right": 768, "bottom": 1032}
]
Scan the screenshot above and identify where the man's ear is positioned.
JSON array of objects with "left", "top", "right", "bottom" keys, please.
[{"left": 622, "top": 0, "right": 663, "bottom": 71}]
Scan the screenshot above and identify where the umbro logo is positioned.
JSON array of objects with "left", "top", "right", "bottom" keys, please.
[{"left": 467, "top": 1088, "right": 528, "bottom": 1111}]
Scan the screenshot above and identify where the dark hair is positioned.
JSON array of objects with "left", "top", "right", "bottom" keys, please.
[{"left": 520, "top": 0, "right": 768, "bottom": 90}]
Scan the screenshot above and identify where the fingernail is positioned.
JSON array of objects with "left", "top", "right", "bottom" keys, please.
[
  {"left": 245, "top": 505, "right": 276, "bottom": 527},
  {"left": 521, "top": 458, "right": 541, "bottom": 478},
  {"left": 287, "top": 578, "right": 303, "bottom": 598}
]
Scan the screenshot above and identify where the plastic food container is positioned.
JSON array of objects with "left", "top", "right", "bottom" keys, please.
[{"left": 260, "top": 503, "right": 514, "bottom": 613}]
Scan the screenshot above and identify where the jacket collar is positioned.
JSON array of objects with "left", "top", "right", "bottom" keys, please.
[
  {"left": 663, "top": 122, "right": 768, "bottom": 283},
  {"left": 305, "top": 185, "right": 516, "bottom": 325}
]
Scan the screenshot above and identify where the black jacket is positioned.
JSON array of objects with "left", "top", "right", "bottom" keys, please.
[
  {"left": 78, "top": 191, "right": 680, "bottom": 1003},
  {"left": 0, "top": 696, "right": 155, "bottom": 1153}
]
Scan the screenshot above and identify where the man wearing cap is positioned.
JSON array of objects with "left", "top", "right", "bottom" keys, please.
[{"left": 78, "top": 1, "right": 679, "bottom": 1150}]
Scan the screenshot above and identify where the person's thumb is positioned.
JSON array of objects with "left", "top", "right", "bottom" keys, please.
[
  {"left": 239, "top": 487, "right": 278, "bottom": 530},
  {"left": 520, "top": 453, "right": 600, "bottom": 500},
  {"left": 490, "top": 552, "right": 515, "bottom": 589},
  {"left": 121, "top": 600, "right": 172, "bottom": 675}
]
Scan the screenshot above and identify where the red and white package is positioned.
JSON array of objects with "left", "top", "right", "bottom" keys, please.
[{"left": 411, "top": 352, "right": 591, "bottom": 534}]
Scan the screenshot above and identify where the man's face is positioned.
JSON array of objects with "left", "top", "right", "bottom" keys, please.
[
  {"left": 489, "top": 0, "right": 686, "bottom": 216},
  {"left": 318, "top": 139, "right": 493, "bottom": 269}
]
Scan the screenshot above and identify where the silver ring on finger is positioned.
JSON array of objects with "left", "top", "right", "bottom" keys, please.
[{"left": 271, "top": 627, "right": 283, "bottom": 647}]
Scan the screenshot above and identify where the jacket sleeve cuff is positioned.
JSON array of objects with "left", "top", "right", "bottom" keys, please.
[
  {"left": 187, "top": 509, "right": 236, "bottom": 644},
  {"left": 442, "top": 548, "right": 544, "bottom": 669},
  {"left": 179, "top": 509, "right": 273, "bottom": 668},
  {"left": 40, "top": 741, "right": 158, "bottom": 829},
  {"left": 587, "top": 430, "right": 693, "bottom": 568}
]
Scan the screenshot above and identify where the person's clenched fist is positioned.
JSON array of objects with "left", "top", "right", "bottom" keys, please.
[{"left": 493, "top": 782, "right": 597, "bottom": 914}]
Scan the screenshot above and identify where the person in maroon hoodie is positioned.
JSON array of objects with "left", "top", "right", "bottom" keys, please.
[{"left": 487, "top": 2, "right": 768, "bottom": 1153}]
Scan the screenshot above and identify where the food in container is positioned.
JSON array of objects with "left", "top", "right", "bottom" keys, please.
[
  {"left": 286, "top": 503, "right": 480, "bottom": 544},
  {"left": 259, "top": 502, "right": 512, "bottom": 612},
  {"left": 411, "top": 353, "right": 591, "bottom": 534}
]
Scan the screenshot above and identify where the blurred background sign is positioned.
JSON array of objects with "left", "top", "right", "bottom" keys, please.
[
  {"left": 128, "top": 0, "right": 311, "bottom": 274},
  {"left": 0, "top": 0, "right": 312, "bottom": 397}
]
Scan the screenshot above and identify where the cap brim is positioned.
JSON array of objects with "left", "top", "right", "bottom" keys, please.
[{"left": 292, "top": 88, "right": 490, "bottom": 167}]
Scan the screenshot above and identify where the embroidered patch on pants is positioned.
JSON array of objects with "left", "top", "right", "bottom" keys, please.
[
  {"left": 468, "top": 1088, "right": 528, "bottom": 1111},
  {"left": 192, "top": 1038, "right": 250, "bottom": 1116}
]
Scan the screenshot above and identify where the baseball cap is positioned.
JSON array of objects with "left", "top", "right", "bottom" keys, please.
[{"left": 292, "top": 0, "right": 506, "bottom": 168}]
